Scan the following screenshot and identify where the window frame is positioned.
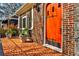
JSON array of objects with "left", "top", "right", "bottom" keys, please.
[{"left": 21, "top": 8, "right": 34, "bottom": 30}]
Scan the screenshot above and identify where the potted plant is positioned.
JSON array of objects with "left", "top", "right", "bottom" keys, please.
[
  {"left": 11, "top": 29, "right": 18, "bottom": 37},
  {"left": 5, "top": 29, "right": 13, "bottom": 39},
  {"left": 19, "top": 28, "right": 32, "bottom": 42}
]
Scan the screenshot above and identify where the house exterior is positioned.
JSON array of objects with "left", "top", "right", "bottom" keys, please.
[
  {"left": 15, "top": 3, "right": 77, "bottom": 56},
  {"left": 1, "top": 15, "right": 18, "bottom": 30}
]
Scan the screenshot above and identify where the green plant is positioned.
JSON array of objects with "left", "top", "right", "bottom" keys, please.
[
  {"left": 11, "top": 29, "right": 18, "bottom": 35},
  {"left": 5, "top": 29, "right": 13, "bottom": 35},
  {"left": 20, "top": 28, "right": 29, "bottom": 36}
]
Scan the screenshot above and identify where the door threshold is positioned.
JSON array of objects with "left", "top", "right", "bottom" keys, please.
[{"left": 43, "top": 44, "right": 62, "bottom": 53}]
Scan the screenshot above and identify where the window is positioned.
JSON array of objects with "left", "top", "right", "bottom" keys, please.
[
  {"left": 58, "top": 3, "right": 61, "bottom": 8},
  {"left": 26, "top": 11, "right": 32, "bottom": 29},
  {"left": 23, "top": 17, "right": 26, "bottom": 28},
  {"left": 22, "top": 8, "right": 33, "bottom": 30},
  {"left": 19, "top": 17, "right": 22, "bottom": 28},
  {"left": 52, "top": 6, "right": 54, "bottom": 12}
]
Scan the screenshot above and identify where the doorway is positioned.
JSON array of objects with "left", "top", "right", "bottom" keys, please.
[{"left": 44, "top": 3, "right": 62, "bottom": 52}]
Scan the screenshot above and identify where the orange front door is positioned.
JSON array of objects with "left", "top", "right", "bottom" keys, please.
[{"left": 46, "top": 3, "right": 62, "bottom": 48}]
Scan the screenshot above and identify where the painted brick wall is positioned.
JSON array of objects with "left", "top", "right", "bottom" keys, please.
[
  {"left": 31, "top": 4, "right": 44, "bottom": 44},
  {"left": 63, "top": 3, "right": 76, "bottom": 56}
]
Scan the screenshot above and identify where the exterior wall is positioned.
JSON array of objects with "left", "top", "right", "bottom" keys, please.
[
  {"left": 31, "top": 4, "right": 44, "bottom": 44},
  {"left": 17, "top": 4, "right": 44, "bottom": 45},
  {"left": 74, "top": 4, "right": 79, "bottom": 39},
  {"left": 74, "top": 4, "right": 79, "bottom": 55},
  {"left": 17, "top": 3, "right": 76, "bottom": 55},
  {"left": 32, "top": 3, "right": 76, "bottom": 55},
  {"left": 19, "top": 10, "right": 31, "bottom": 29},
  {"left": 63, "top": 3, "right": 75, "bottom": 56}
]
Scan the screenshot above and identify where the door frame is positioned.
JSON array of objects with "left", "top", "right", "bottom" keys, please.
[{"left": 43, "top": 3, "right": 63, "bottom": 53}]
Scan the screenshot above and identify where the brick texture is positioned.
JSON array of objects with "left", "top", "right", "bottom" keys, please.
[
  {"left": 32, "top": 4, "right": 44, "bottom": 44},
  {"left": 31, "top": 3, "right": 76, "bottom": 55},
  {"left": 63, "top": 3, "right": 76, "bottom": 56}
]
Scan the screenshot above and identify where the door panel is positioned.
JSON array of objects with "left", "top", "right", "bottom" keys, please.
[{"left": 46, "top": 3, "right": 62, "bottom": 48}]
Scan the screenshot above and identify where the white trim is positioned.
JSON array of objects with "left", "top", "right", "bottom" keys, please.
[
  {"left": 22, "top": 15, "right": 27, "bottom": 29},
  {"left": 10, "top": 18, "right": 18, "bottom": 20},
  {"left": 22, "top": 16, "right": 27, "bottom": 19},
  {"left": 21, "top": 8, "right": 34, "bottom": 30},
  {"left": 22, "top": 17, "right": 23, "bottom": 28},
  {"left": 18, "top": 16, "right": 20, "bottom": 29},
  {"left": 61, "top": 3, "right": 63, "bottom": 52},
  {"left": 44, "top": 4, "right": 46, "bottom": 45},
  {"left": 43, "top": 44, "right": 62, "bottom": 52},
  {"left": 25, "top": 15, "right": 27, "bottom": 28},
  {"left": 30, "top": 7, "right": 34, "bottom": 30}
]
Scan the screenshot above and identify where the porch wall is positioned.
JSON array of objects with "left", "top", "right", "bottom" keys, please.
[
  {"left": 31, "top": 4, "right": 44, "bottom": 44},
  {"left": 63, "top": 3, "right": 75, "bottom": 56},
  {"left": 31, "top": 3, "right": 76, "bottom": 55},
  {"left": 16, "top": 3, "right": 76, "bottom": 56}
]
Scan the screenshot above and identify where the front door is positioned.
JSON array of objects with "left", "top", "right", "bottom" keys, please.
[{"left": 45, "top": 3, "right": 62, "bottom": 52}]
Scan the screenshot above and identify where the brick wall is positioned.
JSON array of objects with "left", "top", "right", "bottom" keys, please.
[
  {"left": 32, "top": 4, "right": 44, "bottom": 44},
  {"left": 63, "top": 3, "right": 75, "bottom": 56},
  {"left": 31, "top": 3, "right": 76, "bottom": 55}
]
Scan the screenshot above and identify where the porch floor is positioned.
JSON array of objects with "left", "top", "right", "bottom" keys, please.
[{"left": 1, "top": 38, "right": 63, "bottom": 56}]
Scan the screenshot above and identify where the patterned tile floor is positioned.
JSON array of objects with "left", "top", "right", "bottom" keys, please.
[{"left": 2, "top": 38, "right": 63, "bottom": 56}]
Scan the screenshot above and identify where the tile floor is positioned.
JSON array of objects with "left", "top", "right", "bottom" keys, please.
[{"left": 2, "top": 38, "right": 63, "bottom": 56}]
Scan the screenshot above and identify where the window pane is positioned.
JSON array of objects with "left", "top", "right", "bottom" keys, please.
[
  {"left": 23, "top": 18, "right": 26, "bottom": 28},
  {"left": 27, "top": 10, "right": 32, "bottom": 29},
  {"left": 58, "top": 3, "right": 61, "bottom": 8},
  {"left": 20, "top": 18, "right": 22, "bottom": 28}
]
